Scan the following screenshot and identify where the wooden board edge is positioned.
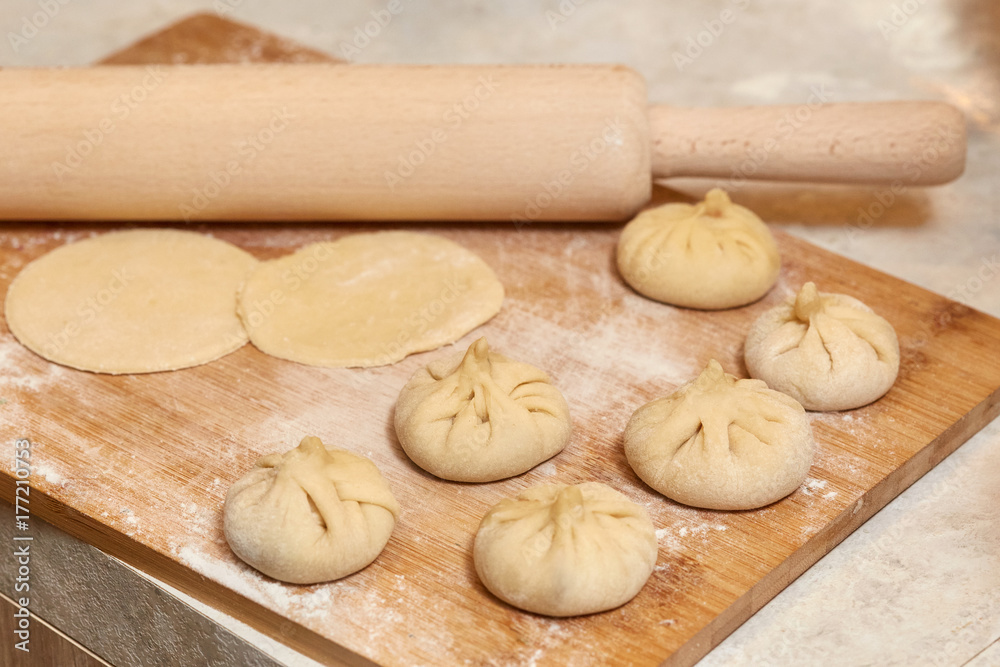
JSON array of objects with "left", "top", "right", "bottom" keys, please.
[
  {"left": 663, "top": 386, "right": 1000, "bottom": 667},
  {"left": 0, "top": 479, "right": 369, "bottom": 667}
]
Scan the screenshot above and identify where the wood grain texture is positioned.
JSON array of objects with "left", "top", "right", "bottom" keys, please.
[
  {"left": 0, "top": 63, "right": 650, "bottom": 223},
  {"left": 0, "top": 15, "right": 998, "bottom": 667},
  {"left": 648, "top": 102, "right": 967, "bottom": 185},
  {"left": 1, "top": 222, "right": 999, "bottom": 667},
  {"left": 0, "top": 17, "right": 965, "bottom": 224}
]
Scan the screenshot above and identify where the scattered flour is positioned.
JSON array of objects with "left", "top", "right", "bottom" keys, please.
[
  {"left": 174, "top": 543, "right": 454, "bottom": 661},
  {"left": 535, "top": 461, "right": 558, "bottom": 477},
  {"left": 33, "top": 463, "right": 65, "bottom": 486},
  {"left": 1, "top": 227, "right": 944, "bottom": 664},
  {"left": 525, "top": 648, "right": 545, "bottom": 667},
  {"left": 656, "top": 520, "right": 733, "bottom": 553},
  {"left": 802, "top": 478, "right": 829, "bottom": 496},
  {"left": 678, "top": 524, "right": 727, "bottom": 538},
  {"left": 0, "top": 339, "right": 68, "bottom": 393}
]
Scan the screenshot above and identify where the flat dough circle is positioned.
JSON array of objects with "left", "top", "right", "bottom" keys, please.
[
  {"left": 5, "top": 229, "right": 257, "bottom": 374},
  {"left": 238, "top": 231, "right": 505, "bottom": 368}
]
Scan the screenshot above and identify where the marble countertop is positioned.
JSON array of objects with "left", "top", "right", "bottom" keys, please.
[{"left": 2, "top": 1, "right": 997, "bottom": 665}]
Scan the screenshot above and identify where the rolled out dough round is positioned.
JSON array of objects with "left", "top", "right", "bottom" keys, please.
[
  {"left": 237, "top": 231, "right": 505, "bottom": 368},
  {"left": 4, "top": 229, "right": 258, "bottom": 374}
]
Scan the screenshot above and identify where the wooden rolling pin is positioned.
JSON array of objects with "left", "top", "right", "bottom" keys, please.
[{"left": 0, "top": 64, "right": 965, "bottom": 222}]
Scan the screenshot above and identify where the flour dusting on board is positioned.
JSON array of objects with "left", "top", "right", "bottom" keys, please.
[
  {"left": 656, "top": 521, "right": 732, "bottom": 553},
  {"left": 3, "top": 219, "right": 983, "bottom": 666},
  {"left": 535, "top": 461, "right": 558, "bottom": 477},
  {"left": 505, "top": 618, "right": 588, "bottom": 667},
  {"left": 175, "top": 543, "right": 454, "bottom": 660},
  {"left": 182, "top": 549, "right": 286, "bottom": 609},
  {"left": 32, "top": 463, "right": 65, "bottom": 486},
  {"left": 486, "top": 307, "right": 698, "bottom": 414},
  {"left": 802, "top": 478, "right": 829, "bottom": 496},
  {"left": 0, "top": 339, "right": 68, "bottom": 393}
]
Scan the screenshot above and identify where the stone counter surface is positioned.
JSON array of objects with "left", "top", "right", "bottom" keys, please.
[{"left": 1, "top": 1, "right": 998, "bottom": 666}]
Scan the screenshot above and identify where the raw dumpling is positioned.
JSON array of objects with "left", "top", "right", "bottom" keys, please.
[
  {"left": 223, "top": 436, "right": 399, "bottom": 584},
  {"left": 394, "top": 337, "right": 571, "bottom": 482},
  {"left": 744, "top": 282, "right": 900, "bottom": 411},
  {"left": 624, "top": 359, "right": 814, "bottom": 510},
  {"left": 616, "top": 188, "right": 780, "bottom": 309},
  {"left": 474, "top": 482, "right": 657, "bottom": 617}
]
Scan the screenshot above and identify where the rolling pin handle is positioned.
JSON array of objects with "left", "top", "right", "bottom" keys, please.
[{"left": 648, "top": 101, "right": 966, "bottom": 186}]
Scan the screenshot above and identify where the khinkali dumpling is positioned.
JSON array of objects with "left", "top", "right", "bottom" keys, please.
[
  {"left": 394, "top": 337, "right": 571, "bottom": 482},
  {"left": 624, "top": 360, "right": 814, "bottom": 510},
  {"left": 223, "top": 436, "right": 399, "bottom": 584},
  {"left": 616, "top": 188, "right": 780, "bottom": 309},
  {"left": 474, "top": 482, "right": 657, "bottom": 617},
  {"left": 745, "top": 282, "right": 900, "bottom": 411}
]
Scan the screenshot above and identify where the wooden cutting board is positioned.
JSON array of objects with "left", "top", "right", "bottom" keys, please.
[{"left": 2, "top": 14, "right": 999, "bottom": 667}]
